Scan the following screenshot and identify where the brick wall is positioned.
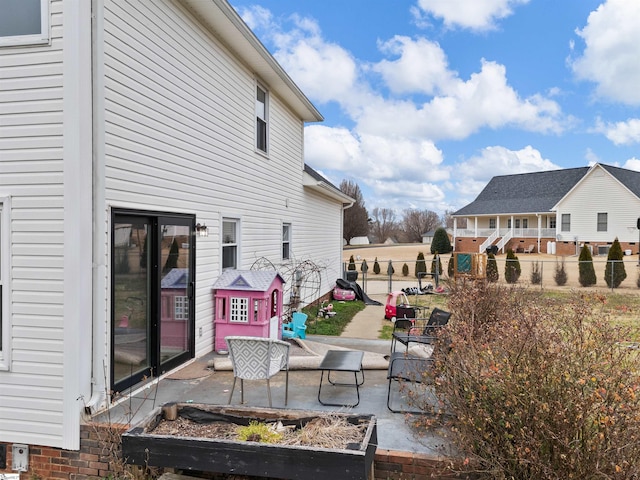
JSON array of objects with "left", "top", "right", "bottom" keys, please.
[{"left": 1, "top": 431, "right": 468, "bottom": 480}]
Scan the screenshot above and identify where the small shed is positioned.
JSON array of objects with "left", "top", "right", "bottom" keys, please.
[{"left": 212, "top": 270, "right": 285, "bottom": 353}]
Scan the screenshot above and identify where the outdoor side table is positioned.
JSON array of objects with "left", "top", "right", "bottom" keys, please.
[{"left": 317, "top": 350, "right": 365, "bottom": 407}]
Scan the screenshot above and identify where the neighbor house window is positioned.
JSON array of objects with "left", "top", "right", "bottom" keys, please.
[
  {"left": 230, "top": 297, "right": 249, "bottom": 323},
  {"left": 550, "top": 217, "right": 556, "bottom": 229},
  {"left": 256, "top": 85, "right": 268, "bottom": 153},
  {"left": 0, "top": 197, "right": 10, "bottom": 369},
  {"left": 174, "top": 296, "right": 189, "bottom": 320},
  {"left": 282, "top": 223, "right": 291, "bottom": 260},
  {"left": 222, "top": 218, "right": 238, "bottom": 270},
  {"left": 489, "top": 218, "right": 496, "bottom": 229},
  {"left": 515, "top": 219, "right": 520, "bottom": 229},
  {"left": 597, "top": 213, "right": 608, "bottom": 232},
  {"left": 561, "top": 214, "right": 571, "bottom": 232},
  {"left": 0, "top": 0, "right": 50, "bottom": 47},
  {"left": 522, "top": 219, "right": 528, "bottom": 229}
]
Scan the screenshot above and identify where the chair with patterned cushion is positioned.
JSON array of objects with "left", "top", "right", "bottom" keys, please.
[{"left": 225, "top": 336, "right": 290, "bottom": 407}]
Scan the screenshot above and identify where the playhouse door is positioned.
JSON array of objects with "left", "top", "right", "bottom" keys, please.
[{"left": 111, "top": 211, "right": 195, "bottom": 393}]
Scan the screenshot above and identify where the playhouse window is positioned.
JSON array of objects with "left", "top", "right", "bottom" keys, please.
[
  {"left": 230, "top": 297, "right": 249, "bottom": 323},
  {"left": 256, "top": 85, "right": 268, "bottom": 153},
  {"left": 174, "top": 296, "right": 189, "bottom": 320},
  {"left": 282, "top": 223, "right": 291, "bottom": 260},
  {"left": 0, "top": 0, "right": 50, "bottom": 47}
]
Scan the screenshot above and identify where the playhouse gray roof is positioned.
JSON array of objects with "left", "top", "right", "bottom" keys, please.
[
  {"left": 211, "top": 270, "right": 284, "bottom": 292},
  {"left": 161, "top": 268, "right": 189, "bottom": 288}
]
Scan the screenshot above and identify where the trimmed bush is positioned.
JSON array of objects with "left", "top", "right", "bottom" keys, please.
[
  {"left": 530, "top": 261, "right": 541, "bottom": 285},
  {"left": 447, "top": 254, "right": 454, "bottom": 278},
  {"left": 360, "top": 259, "right": 368, "bottom": 273},
  {"left": 578, "top": 244, "right": 597, "bottom": 287},
  {"left": 430, "top": 227, "right": 453, "bottom": 255},
  {"left": 348, "top": 255, "right": 356, "bottom": 271},
  {"left": 415, "top": 252, "right": 427, "bottom": 278},
  {"left": 373, "top": 257, "right": 380, "bottom": 275},
  {"left": 504, "top": 249, "right": 521, "bottom": 283},
  {"left": 604, "top": 238, "right": 627, "bottom": 288},
  {"left": 431, "top": 254, "right": 443, "bottom": 276},
  {"left": 486, "top": 253, "right": 498, "bottom": 282},
  {"left": 386, "top": 260, "right": 395, "bottom": 275},
  {"left": 554, "top": 258, "right": 568, "bottom": 286},
  {"left": 402, "top": 263, "right": 409, "bottom": 276}
]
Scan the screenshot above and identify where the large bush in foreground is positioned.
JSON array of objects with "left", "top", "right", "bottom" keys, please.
[
  {"left": 420, "top": 282, "right": 640, "bottom": 479},
  {"left": 605, "top": 237, "right": 627, "bottom": 288}
]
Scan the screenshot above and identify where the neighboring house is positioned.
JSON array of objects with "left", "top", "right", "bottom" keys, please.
[
  {"left": 0, "top": 0, "right": 352, "bottom": 456},
  {"left": 452, "top": 163, "right": 640, "bottom": 256},
  {"left": 421, "top": 230, "right": 436, "bottom": 244}
]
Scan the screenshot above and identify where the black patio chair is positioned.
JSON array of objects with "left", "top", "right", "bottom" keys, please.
[{"left": 390, "top": 307, "right": 450, "bottom": 353}]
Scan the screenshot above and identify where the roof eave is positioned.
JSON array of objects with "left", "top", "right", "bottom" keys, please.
[{"left": 178, "top": 0, "right": 323, "bottom": 123}]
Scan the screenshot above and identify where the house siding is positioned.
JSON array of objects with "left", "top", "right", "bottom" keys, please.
[
  {"left": 101, "top": 0, "right": 338, "bottom": 359},
  {"left": 0, "top": 0, "right": 66, "bottom": 447},
  {"left": 556, "top": 166, "right": 640, "bottom": 244}
]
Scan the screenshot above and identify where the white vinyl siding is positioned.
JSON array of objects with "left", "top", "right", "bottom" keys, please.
[
  {"left": 0, "top": 0, "right": 66, "bottom": 446},
  {"left": 101, "top": 0, "right": 339, "bottom": 358},
  {"left": 0, "top": 198, "right": 10, "bottom": 370},
  {"left": 557, "top": 165, "right": 640, "bottom": 243}
]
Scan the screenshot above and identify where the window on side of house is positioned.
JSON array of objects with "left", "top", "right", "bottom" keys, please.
[
  {"left": 522, "top": 219, "right": 528, "bottom": 229},
  {"left": 507, "top": 219, "right": 512, "bottom": 228},
  {"left": 515, "top": 219, "right": 520, "bottom": 229},
  {"left": 561, "top": 214, "right": 571, "bottom": 232},
  {"left": 0, "top": 0, "right": 50, "bottom": 47},
  {"left": 222, "top": 218, "right": 238, "bottom": 270},
  {"left": 282, "top": 223, "right": 291, "bottom": 260},
  {"left": 489, "top": 218, "right": 496, "bottom": 229},
  {"left": 256, "top": 85, "right": 268, "bottom": 153},
  {"left": 597, "top": 212, "right": 608, "bottom": 232},
  {"left": 550, "top": 217, "right": 556, "bottom": 229},
  {"left": 0, "top": 198, "right": 9, "bottom": 369}
]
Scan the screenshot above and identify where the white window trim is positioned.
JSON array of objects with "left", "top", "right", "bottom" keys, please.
[
  {"left": 597, "top": 212, "right": 608, "bottom": 232},
  {"left": 0, "top": 196, "right": 11, "bottom": 370},
  {"left": 255, "top": 82, "right": 269, "bottom": 156},
  {"left": 230, "top": 297, "right": 249, "bottom": 323},
  {"left": 222, "top": 217, "right": 240, "bottom": 271},
  {"left": 0, "top": 0, "right": 51, "bottom": 47},
  {"left": 282, "top": 223, "right": 291, "bottom": 260}
]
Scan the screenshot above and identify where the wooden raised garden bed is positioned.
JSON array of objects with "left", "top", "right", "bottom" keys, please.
[{"left": 121, "top": 403, "right": 377, "bottom": 480}]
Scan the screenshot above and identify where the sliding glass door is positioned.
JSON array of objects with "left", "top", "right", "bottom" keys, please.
[{"left": 111, "top": 211, "right": 195, "bottom": 394}]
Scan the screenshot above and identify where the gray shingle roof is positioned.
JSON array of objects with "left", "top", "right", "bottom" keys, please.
[
  {"left": 600, "top": 164, "right": 640, "bottom": 198},
  {"left": 212, "top": 270, "right": 284, "bottom": 292},
  {"left": 453, "top": 166, "right": 590, "bottom": 216}
]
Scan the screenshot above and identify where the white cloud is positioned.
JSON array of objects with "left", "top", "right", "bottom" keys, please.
[
  {"left": 622, "top": 158, "right": 640, "bottom": 172},
  {"left": 457, "top": 145, "right": 559, "bottom": 188},
  {"left": 414, "top": 0, "right": 530, "bottom": 31},
  {"left": 595, "top": 118, "right": 640, "bottom": 146},
  {"left": 571, "top": 0, "right": 640, "bottom": 105}
]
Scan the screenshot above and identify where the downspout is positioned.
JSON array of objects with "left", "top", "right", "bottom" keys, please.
[{"left": 85, "top": 0, "right": 108, "bottom": 413}]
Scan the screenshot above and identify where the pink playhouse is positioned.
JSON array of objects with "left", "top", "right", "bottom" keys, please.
[{"left": 212, "top": 270, "right": 285, "bottom": 353}]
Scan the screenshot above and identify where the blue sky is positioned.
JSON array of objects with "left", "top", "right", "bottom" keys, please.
[{"left": 233, "top": 0, "right": 640, "bottom": 216}]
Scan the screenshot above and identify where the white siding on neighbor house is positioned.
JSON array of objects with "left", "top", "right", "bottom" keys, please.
[
  {"left": 556, "top": 166, "right": 640, "bottom": 244},
  {"left": 0, "top": 0, "right": 67, "bottom": 446},
  {"left": 100, "top": 0, "right": 338, "bottom": 357}
]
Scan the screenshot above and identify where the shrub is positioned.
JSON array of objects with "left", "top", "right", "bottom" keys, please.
[
  {"left": 578, "top": 244, "right": 597, "bottom": 287},
  {"left": 386, "top": 260, "right": 395, "bottom": 275},
  {"left": 402, "top": 263, "right": 409, "bottom": 276},
  {"left": 554, "top": 258, "right": 568, "bottom": 286},
  {"left": 373, "top": 257, "right": 380, "bottom": 275},
  {"left": 604, "top": 238, "right": 627, "bottom": 288},
  {"left": 430, "top": 227, "right": 453, "bottom": 255},
  {"left": 360, "top": 259, "right": 368, "bottom": 273},
  {"left": 348, "top": 255, "right": 356, "bottom": 271},
  {"left": 486, "top": 253, "right": 498, "bottom": 282},
  {"left": 415, "top": 252, "right": 427, "bottom": 278},
  {"left": 447, "top": 254, "right": 454, "bottom": 277},
  {"left": 530, "top": 261, "right": 541, "bottom": 284},
  {"left": 423, "top": 282, "right": 640, "bottom": 479},
  {"left": 431, "top": 254, "right": 443, "bottom": 276},
  {"left": 504, "top": 249, "right": 521, "bottom": 283}
]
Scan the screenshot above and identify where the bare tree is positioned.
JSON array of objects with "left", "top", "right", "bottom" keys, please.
[
  {"left": 401, "top": 209, "right": 441, "bottom": 243},
  {"left": 340, "top": 180, "right": 369, "bottom": 245},
  {"left": 370, "top": 207, "right": 398, "bottom": 243},
  {"left": 442, "top": 209, "right": 465, "bottom": 229}
]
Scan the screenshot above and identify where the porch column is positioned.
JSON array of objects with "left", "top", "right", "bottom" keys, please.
[
  {"left": 453, "top": 218, "right": 457, "bottom": 251},
  {"left": 474, "top": 217, "right": 478, "bottom": 237},
  {"left": 537, "top": 214, "right": 542, "bottom": 252}
]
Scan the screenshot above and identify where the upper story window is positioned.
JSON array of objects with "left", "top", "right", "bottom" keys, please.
[
  {"left": 0, "top": 0, "right": 50, "bottom": 47},
  {"left": 282, "top": 223, "right": 291, "bottom": 260},
  {"left": 597, "top": 212, "right": 608, "bottom": 232},
  {"left": 0, "top": 197, "right": 10, "bottom": 370},
  {"left": 561, "top": 214, "right": 571, "bottom": 232},
  {"left": 222, "top": 218, "right": 238, "bottom": 270},
  {"left": 256, "top": 85, "right": 268, "bottom": 153}
]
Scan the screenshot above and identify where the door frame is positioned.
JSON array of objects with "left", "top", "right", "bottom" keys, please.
[{"left": 110, "top": 209, "right": 196, "bottom": 394}]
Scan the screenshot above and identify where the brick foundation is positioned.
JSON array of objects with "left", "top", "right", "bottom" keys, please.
[{"left": 1, "top": 428, "right": 468, "bottom": 479}]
